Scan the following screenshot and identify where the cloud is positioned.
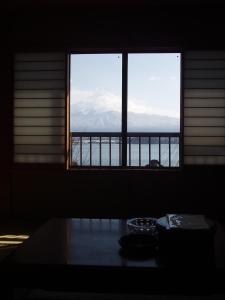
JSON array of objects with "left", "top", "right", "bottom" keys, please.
[
  {"left": 70, "top": 88, "right": 179, "bottom": 118},
  {"left": 71, "top": 88, "right": 155, "bottom": 115},
  {"left": 148, "top": 76, "right": 161, "bottom": 81}
]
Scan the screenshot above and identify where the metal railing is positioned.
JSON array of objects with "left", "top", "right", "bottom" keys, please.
[{"left": 70, "top": 132, "right": 180, "bottom": 168}]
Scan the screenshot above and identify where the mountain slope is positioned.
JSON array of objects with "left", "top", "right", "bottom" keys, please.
[{"left": 71, "top": 109, "right": 180, "bottom": 132}]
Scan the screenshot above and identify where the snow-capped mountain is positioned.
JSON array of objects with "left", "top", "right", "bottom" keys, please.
[
  {"left": 70, "top": 89, "right": 180, "bottom": 132},
  {"left": 70, "top": 109, "right": 180, "bottom": 132}
]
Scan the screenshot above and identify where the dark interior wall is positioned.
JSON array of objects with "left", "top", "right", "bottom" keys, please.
[
  {"left": 1, "top": 2, "right": 225, "bottom": 219},
  {"left": 0, "top": 25, "right": 13, "bottom": 215},
  {"left": 11, "top": 168, "right": 225, "bottom": 219}
]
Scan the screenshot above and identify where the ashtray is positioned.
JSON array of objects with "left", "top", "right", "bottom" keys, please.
[{"left": 127, "top": 217, "right": 157, "bottom": 235}]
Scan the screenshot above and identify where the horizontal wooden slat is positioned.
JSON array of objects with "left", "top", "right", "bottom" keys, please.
[
  {"left": 14, "top": 99, "right": 65, "bottom": 108},
  {"left": 184, "top": 98, "right": 225, "bottom": 108},
  {"left": 184, "top": 156, "right": 225, "bottom": 165},
  {"left": 14, "top": 154, "right": 65, "bottom": 163},
  {"left": 15, "top": 61, "right": 65, "bottom": 71},
  {"left": 184, "top": 69, "right": 225, "bottom": 79},
  {"left": 14, "top": 80, "right": 65, "bottom": 89},
  {"left": 184, "top": 60, "right": 225, "bottom": 69},
  {"left": 15, "top": 53, "right": 65, "bottom": 61},
  {"left": 184, "top": 89, "right": 225, "bottom": 98},
  {"left": 184, "top": 107, "right": 225, "bottom": 117},
  {"left": 14, "top": 90, "right": 65, "bottom": 99},
  {"left": 184, "top": 79, "right": 225, "bottom": 89},
  {"left": 14, "top": 117, "right": 65, "bottom": 127},
  {"left": 184, "top": 117, "right": 225, "bottom": 127},
  {"left": 14, "top": 108, "right": 65, "bottom": 117},
  {"left": 184, "top": 136, "right": 225, "bottom": 146},
  {"left": 14, "top": 71, "right": 65, "bottom": 80},
  {"left": 184, "top": 127, "right": 225, "bottom": 137},
  {"left": 14, "top": 127, "right": 65, "bottom": 136},
  {"left": 185, "top": 51, "right": 225, "bottom": 60},
  {"left": 184, "top": 146, "right": 225, "bottom": 156},
  {"left": 15, "top": 145, "right": 65, "bottom": 154},
  {"left": 14, "top": 135, "right": 64, "bottom": 145}
]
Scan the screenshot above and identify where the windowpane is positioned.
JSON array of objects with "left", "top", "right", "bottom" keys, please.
[
  {"left": 128, "top": 53, "right": 180, "bottom": 132},
  {"left": 70, "top": 54, "right": 122, "bottom": 167},
  {"left": 70, "top": 54, "right": 122, "bottom": 132},
  {"left": 127, "top": 53, "right": 180, "bottom": 168}
]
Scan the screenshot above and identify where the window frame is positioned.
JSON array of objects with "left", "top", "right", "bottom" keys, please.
[{"left": 67, "top": 49, "right": 183, "bottom": 170}]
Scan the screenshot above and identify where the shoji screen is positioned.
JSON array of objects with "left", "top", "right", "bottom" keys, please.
[
  {"left": 184, "top": 51, "right": 225, "bottom": 165},
  {"left": 14, "top": 53, "right": 66, "bottom": 163}
]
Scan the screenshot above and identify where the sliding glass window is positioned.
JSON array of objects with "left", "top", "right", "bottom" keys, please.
[{"left": 70, "top": 53, "right": 180, "bottom": 168}]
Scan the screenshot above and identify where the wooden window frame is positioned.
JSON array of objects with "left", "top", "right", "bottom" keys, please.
[{"left": 67, "top": 49, "right": 183, "bottom": 170}]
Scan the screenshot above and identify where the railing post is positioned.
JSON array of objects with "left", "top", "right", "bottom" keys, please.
[
  {"left": 122, "top": 53, "right": 128, "bottom": 167},
  {"left": 90, "top": 136, "right": 92, "bottom": 166},
  {"left": 169, "top": 137, "right": 171, "bottom": 167}
]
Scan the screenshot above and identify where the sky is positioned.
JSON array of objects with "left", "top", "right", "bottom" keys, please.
[{"left": 70, "top": 53, "right": 180, "bottom": 131}]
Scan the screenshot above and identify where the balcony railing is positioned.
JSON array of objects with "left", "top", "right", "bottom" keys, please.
[{"left": 70, "top": 132, "right": 180, "bottom": 168}]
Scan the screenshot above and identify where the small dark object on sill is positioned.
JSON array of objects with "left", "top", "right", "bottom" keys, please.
[{"left": 145, "top": 159, "right": 163, "bottom": 168}]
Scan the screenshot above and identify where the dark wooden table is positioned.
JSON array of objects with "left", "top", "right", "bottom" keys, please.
[{"left": 2, "top": 218, "right": 225, "bottom": 295}]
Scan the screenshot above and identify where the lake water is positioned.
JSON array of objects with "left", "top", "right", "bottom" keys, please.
[{"left": 72, "top": 142, "right": 179, "bottom": 167}]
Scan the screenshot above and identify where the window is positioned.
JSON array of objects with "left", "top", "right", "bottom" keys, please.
[
  {"left": 69, "top": 53, "right": 181, "bottom": 168},
  {"left": 13, "top": 51, "right": 225, "bottom": 167}
]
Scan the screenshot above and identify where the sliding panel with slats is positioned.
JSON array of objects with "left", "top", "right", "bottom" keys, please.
[
  {"left": 184, "top": 51, "right": 225, "bottom": 165},
  {"left": 14, "top": 53, "right": 66, "bottom": 164}
]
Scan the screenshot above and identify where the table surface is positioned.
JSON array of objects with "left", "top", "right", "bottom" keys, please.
[{"left": 3, "top": 218, "right": 225, "bottom": 294}]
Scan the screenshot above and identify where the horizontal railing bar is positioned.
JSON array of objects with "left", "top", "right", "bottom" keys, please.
[
  {"left": 128, "top": 132, "right": 180, "bottom": 137},
  {"left": 71, "top": 132, "right": 180, "bottom": 137},
  {"left": 69, "top": 166, "right": 180, "bottom": 169},
  {"left": 72, "top": 132, "right": 122, "bottom": 137}
]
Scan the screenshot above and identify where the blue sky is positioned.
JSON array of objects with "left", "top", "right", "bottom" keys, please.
[{"left": 70, "top": 53, "right": 180, "bottom": 130}]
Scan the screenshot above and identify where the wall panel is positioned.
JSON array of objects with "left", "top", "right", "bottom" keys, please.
[
  {"left": 184, "top": 51, "right": 225, "bottom": 165},
  {"left": 14, "top": 53, "right": 66, "bottom": 164}
]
